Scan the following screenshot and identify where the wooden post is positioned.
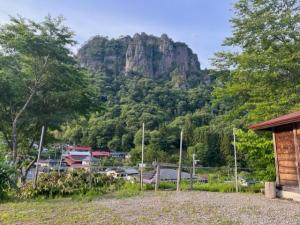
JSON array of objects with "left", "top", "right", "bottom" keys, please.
[
  {"left": 141, "top": 123, "right": 145, "bottom": 191},
  {"left": 176, "top": 130, "right": 183, "bottom": 192},
  {"left": 272, "top": 128, "right": 280, "bottom": 186},
  {"left": 293, "top": 124, "right": 300, "bottom": 189},
  {"left": 33, "top": 126, "right": 45, "bottom": 188},
  {"left": 265, "top": 182, "right": 276, "bottom": 199},
  {"left": 233, "top": 128, "right": 238, "bottom": 192},
  {"left": 155, "top": 164, "right": 160, "bottom": 192}
]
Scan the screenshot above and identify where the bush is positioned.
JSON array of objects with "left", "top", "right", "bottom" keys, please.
[
  {"left": 0, "top": 163, "right": 16, "bottom": 200},
  {"left": 115, "top": 182, "right": 140, "bottom": 198},
  {"left": 20, "top": 170, "right": 124, "bottom": 199}
]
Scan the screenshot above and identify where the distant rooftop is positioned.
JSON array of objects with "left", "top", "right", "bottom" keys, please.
[{"left": 65, "top": 145, "right": 91, "bottom": 151}]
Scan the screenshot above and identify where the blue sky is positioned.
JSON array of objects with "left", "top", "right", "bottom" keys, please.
[{"left": 0, "top": 0, "right": 236, "bottom": 68}]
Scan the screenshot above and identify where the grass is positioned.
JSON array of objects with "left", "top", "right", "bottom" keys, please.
[
  {"left": 114, "top": 180, "right": 263, "bottom": 194},
  {"left": 114, "top": 182, "right": 141, "bottom": 198},
  {"left": 157, "top": 181, "right": 239, "bottom": 192},
  {"left": 0, "top": 198, "right": 122, "bottom": 225}
]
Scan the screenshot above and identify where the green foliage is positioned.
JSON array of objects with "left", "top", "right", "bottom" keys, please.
[
  {"left": 235, "top": 129, "right": 275, "bottom": 181},
  {"left": 209, "top": 0, "right": 300, "bottom": 180},
  {"left": 212, "top": 0, "right": 300, "bottom": 125},
  {"left": 19, "top": 170, "right": 124, "bottom": 199},
  {"left": 0, "top": 163, "right": 16, "bottom": 199},
  {"left": 115, "top": 182, "right": 141, "bottom": 198},
  {"left": 0, "top": 16, "right": 96, "bottom": 165}
]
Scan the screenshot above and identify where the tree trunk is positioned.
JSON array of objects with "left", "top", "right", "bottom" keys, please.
[
  {"left": 20, "top": 157, "right": 37, "bottom": 184},
  {"left": 11, "top": 90, "right": 36, "bottom": 163},
  {"left": 12, "top": 120, "right": 18, "bottom": 163}
]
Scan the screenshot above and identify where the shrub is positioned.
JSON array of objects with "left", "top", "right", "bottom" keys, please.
[
  {"left": 115, "top": 182, "right": 141, "bottom": 198},
  {"left": 0, "top": 163, "right": 16, "bottom": 200},
  {"left": 19, "top": 170, "right": 124, "bottom": 199}
]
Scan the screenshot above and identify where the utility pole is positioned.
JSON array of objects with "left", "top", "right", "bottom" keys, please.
[
  {"left": 155, "top": 164, "right": 160, "bottom": 192},
  {"left": 33, "top": 126, "right": 45, "bottom": 188},
  {"left": 233, "top": 128, "right": 238, "bottom": 192},
  {"left": 58, "top": 144, "right": 64, "bottom": 175},
  {"left": 192, "top": 153, "right": 196, "bottom": 176},
  {"left": 140, "top": 123, "right": 145, "bottom": 191},
  {"left": 176, "top": 130, "right": 183, "bottom": 192}
]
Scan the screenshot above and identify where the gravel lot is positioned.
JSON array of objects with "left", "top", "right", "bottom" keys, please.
[
  {"left": 100, "top": 191, "right": 300, "bottom": 225},
  {"left": 1, "top": 191, "right": 300, "bottom": 225}
]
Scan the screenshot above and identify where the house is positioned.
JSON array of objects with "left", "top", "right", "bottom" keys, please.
[
  {"left": 63, "top": 146, "right": 91, "bottom": 166},
  {"left": 249, "top": 110, "right": 300, "bottom": 200},
  {"left": 64, "top": 155, "right": 88, "bottom": 166}
]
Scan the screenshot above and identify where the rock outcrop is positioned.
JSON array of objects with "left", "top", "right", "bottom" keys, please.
[{"left": 77, "top": 33, "right": 205, "bottom": 88}]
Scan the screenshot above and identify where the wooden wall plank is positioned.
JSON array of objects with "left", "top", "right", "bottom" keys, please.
[
  {"left": 280, "top": 179, "right": 299, "bottom": 186},
  {"left": 277, "top": 153, "right": 296, "bottom": 161},
  {"left": 273, "top": 130, "right": 280, "bottom": 186},
  {"left": 278, "top": 167, "right": 297, "bottom": 174},
  {"left": 278, "top": 161, "right": 297, "bottom": 168},
  {"left": 293, "top": 123, "right": 300, "bottom": 189},
  {"left": 279, "top": 173, "right": 298, "bottom": 181}
]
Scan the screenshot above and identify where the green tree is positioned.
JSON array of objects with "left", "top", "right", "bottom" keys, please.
[
  {"left": 212, "top": 0, "right": 300, "bottom": 125},
  {"left": 0, "top": 16, "right": 93, "bottom": 167},
  {"left": 235, "top": 129, "right": 275, "bottom": 181}
]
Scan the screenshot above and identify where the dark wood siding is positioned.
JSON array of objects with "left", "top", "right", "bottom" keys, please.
[{"left": 275, "top": 124, "right": 298, "bottom": 187}]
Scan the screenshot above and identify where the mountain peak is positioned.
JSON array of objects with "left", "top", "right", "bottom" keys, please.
[{"left": 77, "top": 33, "right": 205, "bottom": 88}]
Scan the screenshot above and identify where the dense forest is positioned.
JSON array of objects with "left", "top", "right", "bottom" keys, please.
[
  {"left": 0, "top": 0, "right": 299, "bottom": 182},
  {"left": 61, "top": 33, "right": 231, "bottom": 167}
]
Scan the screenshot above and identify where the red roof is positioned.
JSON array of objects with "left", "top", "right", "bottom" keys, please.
[
  {"left": 65, "top": 145, "right": 91, "bottom": 151},
  {"left": 249, "top": 110, "right": 300, "bottom": 130},
  {"left": 92, "top": 151, "right": 111, "bottom": 157},
  {"left": 64, "top": 155, "right": 87, "bottom": 166}
]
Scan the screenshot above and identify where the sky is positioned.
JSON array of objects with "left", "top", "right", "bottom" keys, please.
[{"left": 0, "top": 0, "right": 236, "bottom": 68}]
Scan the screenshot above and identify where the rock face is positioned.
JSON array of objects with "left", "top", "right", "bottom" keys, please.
[{"left": 77, "top": 33, "right": 204, "bottom": 88}]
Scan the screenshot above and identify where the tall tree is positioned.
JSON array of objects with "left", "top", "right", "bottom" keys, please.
[
  {"left": 0, "top": 16, "right": 93, "bottom": 164},
  {"left": 212, "top": 0, "right": 300, "bottom": 125}
]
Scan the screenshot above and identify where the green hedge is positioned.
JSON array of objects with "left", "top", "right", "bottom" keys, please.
[{"left": 20, "top": 170, "right": 124, "bottom": 199}]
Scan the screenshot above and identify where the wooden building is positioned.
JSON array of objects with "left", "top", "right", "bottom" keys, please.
[{"left": 249, "top": 110, "right": 300, "bottom": 195}]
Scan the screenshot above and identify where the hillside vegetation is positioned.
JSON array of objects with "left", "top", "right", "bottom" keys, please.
[{"left": 0, "top": 0, "right": 299, "bottom": 191}]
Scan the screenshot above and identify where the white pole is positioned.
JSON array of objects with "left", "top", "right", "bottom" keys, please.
[
  {"left": 141, "top": 123, "right": 145, "bottom": 191},
  {"left": 33, "top": 126, "right": 45, "bottom": 188},
  {"left": 177, "top": 130, "right": 183, "bottom": 192},
  {"left": 233, "top": 128, "right": 238, "bottom": 192},
  {"left": 192, "top": 153, "right": 195, "bottom": 176},
  {"left": 58, "top": 144, "right": 63, "bottom": 175}
]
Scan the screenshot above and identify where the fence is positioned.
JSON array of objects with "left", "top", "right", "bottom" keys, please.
[
  {"left": 138, "top": 162, "right": 262, "bottom": 193},
  {"left": 29, "top": 160, "right": 263, "bottom": 193}
]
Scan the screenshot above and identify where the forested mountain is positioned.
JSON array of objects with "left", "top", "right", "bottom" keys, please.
[
  {"left": 77, "top": 33, "right": 210, "bottom": 89},
  {"left": 62, "top": 33, "right": 230, "bottom": 166}
]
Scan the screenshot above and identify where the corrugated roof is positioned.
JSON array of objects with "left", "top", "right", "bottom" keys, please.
[
  {"left": 66, "top": 145, "right": 91, "bottom": 151},
  {"left": 249, "top": 110, "right": 300, "bottom": 130},
  {"left": 92, "top": 151, "right": 111, "bottom": 157}
]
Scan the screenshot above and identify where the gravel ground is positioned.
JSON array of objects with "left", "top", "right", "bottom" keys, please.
[
  {"left": 99, "top": 191, "right": 300, "bottom": 225},
  {"left": 2, "top": 191, "right": 300, "bottom": 225}
]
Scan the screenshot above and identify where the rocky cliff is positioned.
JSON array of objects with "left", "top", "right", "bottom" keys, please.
[{"left": 77, "top": 33, "right": 206, "bottom": 88}]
